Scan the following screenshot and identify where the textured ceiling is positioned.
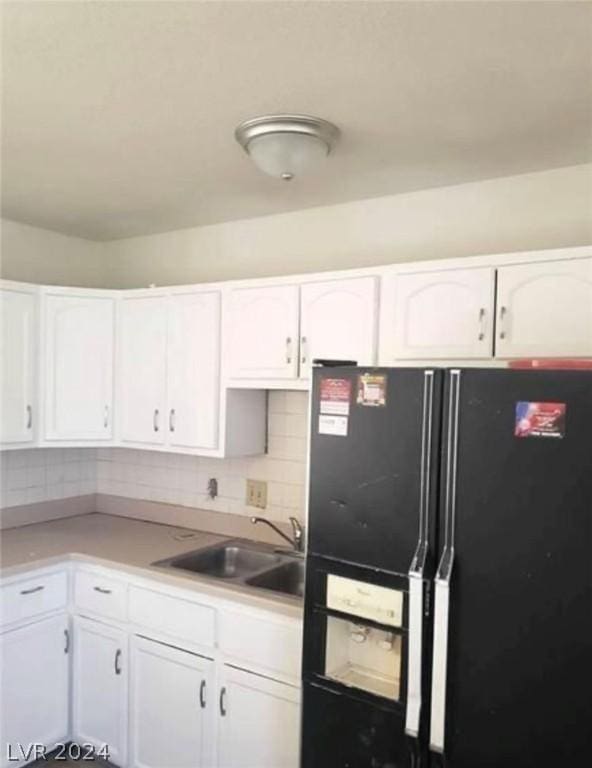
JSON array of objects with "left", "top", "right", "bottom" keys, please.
[{"left": 2, "top": 0, "right": 592, "bottom": 241}]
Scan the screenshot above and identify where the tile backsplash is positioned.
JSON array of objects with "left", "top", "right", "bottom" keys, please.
[
  {"left": 0, "top": 447, "right": 97, "bottom": 508},
  {"left": 1, "top": 392, "right": 309, "bottom": 526},
  {"left": 96, "top": 391, "right": 308, "bottom": 525}
]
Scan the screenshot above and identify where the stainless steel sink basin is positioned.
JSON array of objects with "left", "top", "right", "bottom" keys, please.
[
  {"left": 153, "top": 539, "right": 305, "bottom": 601},
  {"left": 246, "top": 560, "right": 305, "bottom": 598},
  {"left": 154, "top": 543, "right": 282, "bottom": 579}
]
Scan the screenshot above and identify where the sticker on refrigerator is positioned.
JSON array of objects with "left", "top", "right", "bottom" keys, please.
[
  {"left": 319, "top": 377, "right": 351, "bottom": 416},
  {"left": 515, "top": 401, "right": 566, "bottom": 439},
  {"left": 357, "top": 373, "right": 387, "bottom": 407},
  {"left": 318, "top": 414, "right": 348, "bottom": 437}
]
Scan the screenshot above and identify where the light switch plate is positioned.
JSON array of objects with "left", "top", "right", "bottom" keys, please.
[{"left": 246, "top": 479, "right": 267, "bottom": 509}]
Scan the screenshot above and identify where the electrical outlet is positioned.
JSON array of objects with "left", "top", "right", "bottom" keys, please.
[{"left": 246, "top": 479, "right": 267, "bottom": 509}]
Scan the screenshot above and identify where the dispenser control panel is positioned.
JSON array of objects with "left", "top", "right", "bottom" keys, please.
[{"left": 326, "top": 575, "right": 403, "bottom": 627}]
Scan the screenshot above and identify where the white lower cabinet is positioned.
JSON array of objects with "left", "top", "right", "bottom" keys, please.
[
  {"left": 129, "top": 636, "right": 215, "bottom": 768},
  {"left": 72, "top": 616, "right": 128, "bottom": 767},
  {"left": 217, "top": 665, "right": 301, "bottom": 768},
  {"left": 0, "top": 614, "right": 70, "bottom": 768}
]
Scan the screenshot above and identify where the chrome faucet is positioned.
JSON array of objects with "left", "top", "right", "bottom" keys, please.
[{"left": 250, "top": 516, "right": 304, "bottom": 553}]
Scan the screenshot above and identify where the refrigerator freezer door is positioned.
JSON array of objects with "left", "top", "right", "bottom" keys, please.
[
  {"left": 308, "top": 367, "right": 442, "bottom": 576},
  {"left": 432, "top": 369, "right": 592, "bottom": 767}
]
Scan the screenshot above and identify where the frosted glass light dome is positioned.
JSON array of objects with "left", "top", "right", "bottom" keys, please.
[{"left": 235, "top": 115, "right": 340, "bottom": 181}]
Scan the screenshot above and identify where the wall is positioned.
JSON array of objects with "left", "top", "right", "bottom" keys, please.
[
  {"left": 105, "top": 163, "right": 592, "bottom": 288},
  {"left": 0, "top": 392, "right": 308, "bottom": 528},
  {"left": 0, "top": 219, "right": 108, "bottom": 287},
  {"left": 95, "top": 392, "right": 308, "bottom": 526},
  {"left": 2, "top": 164, "right": 590, "bottom": 290},
  {"left": 0, "top": 448, "right": 97, "bottom": 508}
]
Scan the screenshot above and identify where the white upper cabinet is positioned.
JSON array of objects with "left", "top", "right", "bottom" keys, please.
[
  {"left": 43, "top": 291, "right": 115, "bottom": 441},
  {"left": 0, "top": 284, "right": 37, "bottom": 445},
  {"left": 380, "top": 267, "right": 495, "bottom": 361},
  {"left": 130, "top": 636, "right": 215, "bottom": 768},
  {"left": 495, "top": 257, "right": 592, "bottom": 358},
  {"left": 227, "top": 285, "right": 299, "bottom": 379},
  {"left": 119, "top": 295, "right": 168, "bottom": 446},
  {"left": 167, "top": 291, "right": 220, "bottom": 450},
  {"left": 299, "top": 277, "right": 378, "bottom": 377}
]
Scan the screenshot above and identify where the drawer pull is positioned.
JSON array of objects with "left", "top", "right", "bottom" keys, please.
[
  {"left": 114, "top": 649, "right": 122, "bottom": 675},
  {"left": 199, "top": 679, "right": 206, "bottom": 709},
  {"left": 93, "top": 586, "right": 113, "bottom": 594},
  {"left": 20, "top": 585, "right": 44, "bottom": 596},
  {"left": 219, "top": 686, "right": 227, "bottom": 717},
  {"left": 64, "top": 629, "right": 70, "bottom": 654}
]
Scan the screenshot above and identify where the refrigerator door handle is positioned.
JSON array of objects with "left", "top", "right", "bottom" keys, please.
[
  {"left": 405, "top": 571, "right": 424, "bottom": 737},
  {"left": 430, "top": 553, "right": 454, "bottom": 753},
  {"left": 429, "top": 369, "right": 461, "bottom": 755},
  {"left": 405, "top": 370, "right": 435, "bottom": 738}
]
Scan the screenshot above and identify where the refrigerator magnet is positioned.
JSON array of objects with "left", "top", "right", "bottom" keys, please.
[
  {"left": 357, "top": 373, "right": 387, "bottom": 407},
  {"left": 515, "top": 401, "right": 566, "bottom": 439},
  {"left": 319, "top": 377, "right": 352, "bottom": 416},
  {"left": 318, "top": 414, "right": 348, "bottom": 437}
]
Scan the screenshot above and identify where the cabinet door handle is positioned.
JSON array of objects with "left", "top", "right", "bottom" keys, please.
[
  {"left": 285, "top": 337, "right": 292, "bottom": 365},
  {"left": 64, "top": 629, "right": 70, "bottom": 654},
  {"left": 499, "top": 305, "right": 508, "bottom": 339},
  {"left": 20, "top": 585, "right": 44, "bottom": 595},
  {"left": 477, "top": 308, "right": 486, "bottom": 341},
  {"left": 153, "top": 408, "right": 160, "bottom": 432},
  {"left": 169, "top": 408, "right": 176, "bottom": 433},
  {"left": 199, "top": 679, "right": 206, "bottom": 709},
  {"left": 104, "top": 405, "right": 109, "bottom": 429},
  {"left": 114, "top": 649, "right": 122, "bottom": 676},
  {"left": 219, "top": 686, "right": 227, "bottom": 717},
  {"left": 301, "top": 336, "right": 307, "bottom": 365},
  {"left": 93, "top": 586, "right": 112, "bottom": 594},
  {"left": 26, "top": 404, "right": 33, "bottom": 430}
]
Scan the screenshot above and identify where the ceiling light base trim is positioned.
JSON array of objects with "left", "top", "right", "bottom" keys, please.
[{"left": 235, "top": 114, "right": 340, "bottom": 181}]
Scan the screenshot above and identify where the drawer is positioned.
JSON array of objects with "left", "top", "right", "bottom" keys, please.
[
  {"left": 74, "top": 569, "right": 128, "bottom": 622},
  {"left": 219, "top": 608, "right": 303, "bottom": 683},
  {"left": 0, "top": 570, "right": 68, "bottom": 626},
  {"left": 129, "top": 585, "right": 215, "bottom": 648}
]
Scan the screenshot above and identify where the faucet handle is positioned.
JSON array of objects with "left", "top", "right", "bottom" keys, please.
[{"left": 289, "top": 517, "right": 304, "bottom": 551}]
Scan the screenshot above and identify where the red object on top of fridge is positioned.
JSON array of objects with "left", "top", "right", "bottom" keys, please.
[{"left": 508, "top": 358, "right": 592, "bottom": 369}]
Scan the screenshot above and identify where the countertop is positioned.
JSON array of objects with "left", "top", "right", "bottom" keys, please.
[{"left": 0, "top": 512, "right": 303, "bottom": 620}]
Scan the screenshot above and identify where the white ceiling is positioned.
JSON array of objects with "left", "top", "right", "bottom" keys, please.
[{"left": 2, "top": 0, "right": 591, "bottom": 241}]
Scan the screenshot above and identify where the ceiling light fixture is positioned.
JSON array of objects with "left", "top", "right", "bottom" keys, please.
[{"left": 235, "top": 114, "right": 340, "bottom": 181}]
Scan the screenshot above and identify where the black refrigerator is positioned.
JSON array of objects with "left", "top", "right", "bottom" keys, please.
[{"left": 301, "top": 366, "right": 592, "bottom": 768}]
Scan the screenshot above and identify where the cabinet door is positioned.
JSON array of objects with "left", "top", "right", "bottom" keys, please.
[
  {"left": 120, "top": 295, "right": 167, "bottom": 445},
  {"left": 299, "top": 277, "right": 378, "bottom": 377},
  {"left": 72, "top": 617, "right": 127, "bottom": 767},
  {"left": 227, "top": 286, "right": 299, "bottom": 379},
  {"left": 0, "top": 286, "right": 36, "bottom": 445},
  {"left": 44, "top": 293, "right": 114, "bottom": 440},
  {"left": 167, "top": 292, "right": 220, "bottom": 450},
  {"left": 130, "top": 636, "right": 214, "bottom": 768},
  {"left": 0, "top": 614, "right": 69, "bottom": 768},
  {"left": 496, "top": 257, "right": 592, "bottom": 358},
  {"left": 218, "top": 666, "right": 300, "bottom": 768},
  {"left": 381, "top": 268, "right": 495, "bottom": 360}
]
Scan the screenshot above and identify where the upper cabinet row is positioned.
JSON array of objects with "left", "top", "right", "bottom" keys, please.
[
  {"left": 1, "top": 251, "right": 591, "bottom": 449},
  {"left": 225, "top": 257, "right": 592, "bottom": 381}
]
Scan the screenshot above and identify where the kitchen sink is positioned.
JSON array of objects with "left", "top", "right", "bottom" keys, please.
[
  {"left": 246, "top": 560, "right": 305, "bottom": 598},
  {"left": 154, "top": 543, "right": 282, "bottom": 579},
  {"left": 153, "top": 540, "right": 305, "bottom": 600}
]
